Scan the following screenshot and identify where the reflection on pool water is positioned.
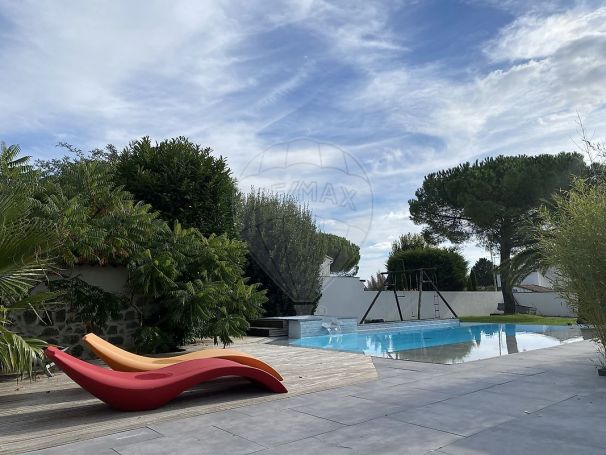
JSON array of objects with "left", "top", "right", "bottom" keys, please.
[{"left": 289, "top": 323, "right": 590, "bottom": 364}]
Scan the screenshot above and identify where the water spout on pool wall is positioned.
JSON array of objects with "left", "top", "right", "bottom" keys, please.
[{"left": 322, "top": 318, "right": 342, "bottom": 335}]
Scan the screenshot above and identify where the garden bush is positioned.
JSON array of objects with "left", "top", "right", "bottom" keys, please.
[
  {"left": 36, "top": 148, "right": 265, "bottom": 351},
  {"left": 387, "top": 246, "right": 468, "bottom": 291},
  {"left": 538, "top": 179, "right": 606, "bottom": 367}
]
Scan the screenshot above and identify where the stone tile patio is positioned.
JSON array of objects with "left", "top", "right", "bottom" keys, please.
[{"left": 10, "top": 340, "right": 606, "bottom": 454}]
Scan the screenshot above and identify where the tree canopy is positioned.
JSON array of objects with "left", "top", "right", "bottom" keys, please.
[
  {"left": 470, "top": 258, "right": 495, "bottom": 289},
  {"left": 387, "top": 246, "right": 468, "bottom": 291},
  {"left": 320, "top": 233, "right": 360, "bottom": 274},
  {"left": 237, "top": 190, "right": 324, "bottom": 315},
  {"left": 390, "top": 233, "right": 433, "bottom": 256},
  {"left": 114, "top": 137, "right": 237, "bottom": 237},
  {"left": 409, "top": 153, "right": 587, "bottom": 312}
]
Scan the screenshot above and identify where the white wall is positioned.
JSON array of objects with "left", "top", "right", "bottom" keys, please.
[
  {"left": 64, "top": 265, "right": 130, "bottom": 295},
  {"left": 515, "top": 292, "right": 575, "bottom": 317},
  {"left": 316, "top": 276, "right": 502, "bottom": 321}
]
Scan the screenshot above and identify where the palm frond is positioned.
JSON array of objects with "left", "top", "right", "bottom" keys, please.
[{"left": 0, "top": 326, "right": 46, "bottom": 377}]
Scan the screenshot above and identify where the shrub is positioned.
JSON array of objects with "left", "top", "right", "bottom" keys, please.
[
  {"left": 115, "top": 137, "right": 237, "bottom": 237},
  {"left": 387, "top": 247, "right": 468, "bottom": 291},
  {"left": 538, "top": 179, "right": 606, "bottom": 367},
  {"left": 365, "top": 271, "right": 387, "bottom": 290},
  {"left": 0, "top": 145, "right": 61, "bottom": 376},
  {"left": 37, "top": 152, "right": 265, "bottom": 351}
]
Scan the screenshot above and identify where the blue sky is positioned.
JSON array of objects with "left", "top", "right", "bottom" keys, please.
[{"left": 1, "top": 0, "right": 606, "bottom": 280}]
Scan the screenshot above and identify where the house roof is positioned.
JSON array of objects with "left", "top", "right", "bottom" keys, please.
[{"left": 514, "top": 284, "right": 553, "bottom": 293}]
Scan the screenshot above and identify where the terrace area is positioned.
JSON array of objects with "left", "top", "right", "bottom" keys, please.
[{"left": 4, "top": 337, "right": 605, "bottom": 454}]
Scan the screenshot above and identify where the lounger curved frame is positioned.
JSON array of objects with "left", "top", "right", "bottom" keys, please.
[
  {"left": 45, "top": 346, "right": 287, "bottom": 411},
  {"left": 83, "top": 333, "right": 283, "bottom": 381}
]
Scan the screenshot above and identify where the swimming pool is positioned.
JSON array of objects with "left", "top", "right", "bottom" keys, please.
[{"left": 289, "top": 323, "right": 589, "bottom": 364}]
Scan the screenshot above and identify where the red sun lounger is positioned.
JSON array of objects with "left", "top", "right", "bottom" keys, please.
[{"left": 45, "top": 346, "right": 287, "bottom": 411}]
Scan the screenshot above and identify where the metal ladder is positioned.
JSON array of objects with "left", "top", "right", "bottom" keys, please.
[{"left": 433, "top": 293, "right": 440, "bottom": 319}]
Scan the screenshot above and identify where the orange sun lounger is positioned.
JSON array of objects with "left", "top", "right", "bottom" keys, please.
[{"left": 83, "top": 333, "right": 284, "bottom": 381}]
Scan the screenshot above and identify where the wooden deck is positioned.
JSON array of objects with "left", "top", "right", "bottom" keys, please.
[{"left": 0, "top": 340, "right": 377, "bottom": 454}]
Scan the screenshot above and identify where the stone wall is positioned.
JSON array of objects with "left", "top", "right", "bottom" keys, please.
[
  {"left": 9, "top": 265, "right": 139, "bottom": 358},
  {"left": 10, "top": 305, "right": 140, "bottom": 359}
]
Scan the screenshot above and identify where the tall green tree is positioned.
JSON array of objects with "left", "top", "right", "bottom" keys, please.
[
  {"left": 390, "top": 233, "right": 432, "bottom": 255},
  {"left": 409, "top": 153, "right": 587, "bottom": 313},
  {"left": 114, "top": 137, "right": 237, "bottom": 237},
  {"left": 470, "top": 258, "right": 496, "bottom": 289},
  {"left": 387, "top": 247, "right": 468, "bottom": 291},
  {"left": 320, "top": 233, "right": 360, "bottom": 274},
  {"left": 238, "top": 190, "right": 325, "bottom": 315}
]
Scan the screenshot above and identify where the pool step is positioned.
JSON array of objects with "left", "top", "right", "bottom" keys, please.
[{"left": 247, "top": 319, "right": 288, "bottom": 337}]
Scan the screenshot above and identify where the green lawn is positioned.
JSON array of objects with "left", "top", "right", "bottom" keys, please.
[{"left": 459, "top": 314, "right": 576, "bottom": 326}]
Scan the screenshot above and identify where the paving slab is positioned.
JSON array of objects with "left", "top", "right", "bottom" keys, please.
[
  {"left": 508, "top": 410, "right": 606, "bottom": 449},
  {"left": 481, "top": 365, "right": 546, "bottom": 376},
  {"left": 315, "top": 416, "right": 462, "bottom": 454},
  {"left": 115, "top": 429, "right": 264, "bottom": 455},
  {"left": 250, "top": 436, "right": 356, "bottom": 455},
  {"left": 389, "top": 400, "right": 517, "bottom": 436},
  {"left": 149, "top": 407, "right": 344, "bottom": 446},
  {"left": 148, "top": 409, "right": 246, "bottom": 436},
  {"left": 438, "top": 419, "right": 605, "bottom": 455},
  {"left": 535, "top": 393, "right": 606, "bottom": 418},
  {"left": 290, "top": 395, "right": 404, "bottom": 425},
  {"left": 409, "top": 374, "right": 515, "bottom": 397},
  {"left": 439, "top": 389, "right": 556, "bottom": 416},
  {"left": 212, "top": 409, "right": 345, "bottom": 446},
  {"left": 23, "top": 428, "right": 161, "bottom": 455},
  {"left": 350, "top": 382, "right": 453, "bottom": 407},
  {"left": 481, "top": 378, "right": 578, "bottom": 402}
]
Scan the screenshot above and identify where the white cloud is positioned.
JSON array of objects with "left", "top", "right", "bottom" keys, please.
[
  {"left": 1, "top": 1, "right": 606, "bottom": 282},
  {"left": 351, "top": 9, "right": 606, "bottom": 164},
  {"left": 385, "top": 210, "right": 410, "bottom": 221},
  {"left": 484, "top": 6, "right": 606, "bottom": 62}
]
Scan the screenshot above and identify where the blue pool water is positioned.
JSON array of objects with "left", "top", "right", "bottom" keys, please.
[{"left": 289, "top": 323, "right": 588, "bottom": 364}]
